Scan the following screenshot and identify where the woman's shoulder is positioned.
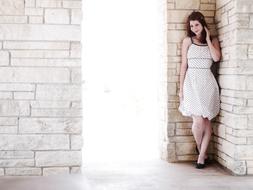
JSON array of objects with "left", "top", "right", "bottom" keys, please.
[
  {"left": 182, "top": 37, "right": 192, "bottom": 46},
  {"left": 182, "top": 36, "right": 191, "bottom": 43}
]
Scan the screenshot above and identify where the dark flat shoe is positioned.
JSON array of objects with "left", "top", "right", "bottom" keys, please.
[
  {"left": 196, "top": 163, "right": 205, "bottom": 169},
  {"left": 205, "top": 157, "right": 211, "bottom": 164}
]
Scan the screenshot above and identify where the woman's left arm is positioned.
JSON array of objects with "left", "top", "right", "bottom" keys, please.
[{"left": 205, "top": 27, "right": 221, "bottom": 62}]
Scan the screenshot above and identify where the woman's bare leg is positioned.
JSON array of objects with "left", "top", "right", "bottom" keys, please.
[
  {"left": 197, "top": 118, "right": 212, "bottom": 164},
  {"left": 191, "top": 115, "right": 205, "bottom": 155}
]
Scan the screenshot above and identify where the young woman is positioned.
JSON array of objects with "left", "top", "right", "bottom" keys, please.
[{"left": 178, "top": 11, "right": 221, "bottom": 169}]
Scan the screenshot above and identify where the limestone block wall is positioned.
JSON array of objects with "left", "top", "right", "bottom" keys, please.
[
  {"left": 163, "top": 0, "right": 216, "bottom": 162},
  {"left": 0, "top": 0, "right": 82, "bottom": 176},
  {"left": 214, "top": 0, "right": 253, "bottom": 175}
]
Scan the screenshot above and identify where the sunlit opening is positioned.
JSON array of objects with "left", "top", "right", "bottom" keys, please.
[{"left": 82, "top": 0, "right": 164, "bottom": 163}]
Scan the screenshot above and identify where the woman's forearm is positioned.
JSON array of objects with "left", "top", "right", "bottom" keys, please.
[{"left": 207, "top": 39, "right": 221, "bottom": 62}]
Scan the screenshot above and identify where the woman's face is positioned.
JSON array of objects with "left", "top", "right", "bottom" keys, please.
[{"left": 190, "top": 20, "right": 203, "bottom": 36}]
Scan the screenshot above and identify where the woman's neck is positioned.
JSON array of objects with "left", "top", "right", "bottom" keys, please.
[{"left": 195, "top": 35, "right": 201, "bottom": 40}]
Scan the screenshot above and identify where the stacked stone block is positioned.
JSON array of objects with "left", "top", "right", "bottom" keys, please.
[
  {"left": 214, "top": 0, "right": 253, "bottom": 175},
  {"left": 0, "top": 0, "right": 82, "bottom": 176}
]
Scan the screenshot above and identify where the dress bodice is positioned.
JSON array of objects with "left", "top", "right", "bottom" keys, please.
[{"left": 187, "top": 43, "right": 213, "bottom": 69}]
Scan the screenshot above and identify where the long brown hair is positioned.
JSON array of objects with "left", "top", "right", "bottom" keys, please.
[{"left": 186, "top": 11, "right": 209, "bottom": 44}]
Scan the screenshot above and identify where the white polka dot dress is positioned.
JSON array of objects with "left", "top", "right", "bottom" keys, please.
[{"left": 178, "top": 39, "right": 220, "bottom": 120}]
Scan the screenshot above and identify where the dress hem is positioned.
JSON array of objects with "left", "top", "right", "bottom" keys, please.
[{"left": 178, "top": 106, "right": 219, "bottom": 121}]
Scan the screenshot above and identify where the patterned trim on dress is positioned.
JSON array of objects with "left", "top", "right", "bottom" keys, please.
[{"left": 190, "top": 37, "right": 208, "bottom": 46}]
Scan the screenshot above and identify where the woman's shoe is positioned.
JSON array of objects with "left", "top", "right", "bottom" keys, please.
[
  {"left": 204, "top": 157, "right": 211, "bottom": 164},
  {"left": 196, "top": 162, "right": 205, "bottom": 169}
]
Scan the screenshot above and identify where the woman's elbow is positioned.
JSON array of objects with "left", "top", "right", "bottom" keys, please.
[
  {"left": 213, "top": 57, "right": 220, "bottom": 62},
  {"left": 213, "top": 54, "right": 221, "bottom": 62}
]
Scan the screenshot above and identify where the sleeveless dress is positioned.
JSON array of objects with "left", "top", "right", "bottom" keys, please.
[{"left": 178, "top": 38, "right": 220, "bottom": 120}]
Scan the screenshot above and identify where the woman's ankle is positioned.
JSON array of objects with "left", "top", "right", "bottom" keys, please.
[{"left": 197, "top": 155, "right": 205, "bottom": 164}]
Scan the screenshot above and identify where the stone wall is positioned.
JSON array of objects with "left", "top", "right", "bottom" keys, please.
[
  {"left": 214, "top": 0, "right": 253, "bottom": 175},
  {"left": 163, "top": 0, "right": 216, "bottom": 162},
  {"left": 0, "top": 0, "right": 82, "bottom": 176}
]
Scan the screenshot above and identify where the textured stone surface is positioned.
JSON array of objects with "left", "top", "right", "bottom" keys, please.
[
  {"left": 214, "top": 0, "right": 253, "bottom": 176},
  {"left": 0, "top": 151, "right": 34, "bottom": 159},
  {"left": 176, "top": 143, "right": 196, "bottom": 155},
  {"left": 25, "top": 7, "right": 43, "bottom": 16},
  {"left": 45, "top": 9, "right": 70, "bottom": 24},
  {"left": 25, "top": 0, "right": 35, "bottom": 7},
  {"left": 0, "top": 67, "right": 70, "bottom": 83},
  {"left": 36, "top": 85, "right": 81, "bottom": 101},
  {"left": 19, "top": 118, "right": 82, "bottom": 134},
  {"left": 0, "top": 101, "right": 30, "bottom": 116},
  {"left": 167, "top": 10, "right": 192, "bottom": 23},
  {"left": 4, "top": 41, "right": 70, "bottom": 50},
  {"left": 36, "top": 151, "right": 82, "bottom": 167},
  {"left": 71, "top": 135, "right": 83, "bottom": 150},
  {"left": 236, "top": 0, "right": 253, "bottom": 13},
  {"left": 0, "top": 51, "right": 9, "bottom": 65},
  {"left": 0, "top": 0, "right": 24, "bottom": 15},
  {"left": 14, "top": 92, "right": 35, "bottom": 100},
  {"left": 63, "top": 1, "right": 82, "bottom": 8},
  {"left": 70, "top": 167, "right": 81, "bottom": 174},
  {"left": 175, "top": 0, "right": 200, "bottom": 9},
  {"left": 0, "top": 24, "right": 80, "bottom": 41},
  {"left": 29, "top": 16, "right": 43, "bottom": 23},
  {"left": 0, "top": 135, "right": 69, "bottom": 150},
  {"left": 0, "top": 159, "right": 34, "bottom": 167},
  {"left": 0, "top": 16, "right": 27, "bottom": 23},
  {"left": 71, "top": 9, "right": 82, "bottom": 24},
  {"left": 11, "top": 58, "right": 81, "bottom": 67},
  {"left": 0, "top": 0, "right": 82, "bottom": 177},
  {"left": 36, "top": 0, "right": 62, "bottom": 8},
  {"left": 5, "top": 168, "right": 42, "bottom": 176},
  {"left": 235, "top": 145, "right": 253, "bottom": 159},
  {"left": 0, "top": 84, "right": 35, "bottom": 91},
  {"left": 232, "top": 160, "right": 247, "bottom": 175},
  {"left": 43, "top": 167, "right": 70, "bottom": 176},
  {"left": 30, "top": 100, "right": 70, "bottom": 108}
]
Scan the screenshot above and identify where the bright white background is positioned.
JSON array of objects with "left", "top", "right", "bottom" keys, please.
[{"left": 82, "top": 0, "right": 165, "bottom": 163}]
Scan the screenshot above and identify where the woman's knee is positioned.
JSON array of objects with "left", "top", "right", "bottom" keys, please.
[{"left": 192, "top": 116, "right": 205, "bottom": 127}]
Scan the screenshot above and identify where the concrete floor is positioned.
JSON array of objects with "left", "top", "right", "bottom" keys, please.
[{"left": 1, "top": 160, "right": 253, "bottom": 190}]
